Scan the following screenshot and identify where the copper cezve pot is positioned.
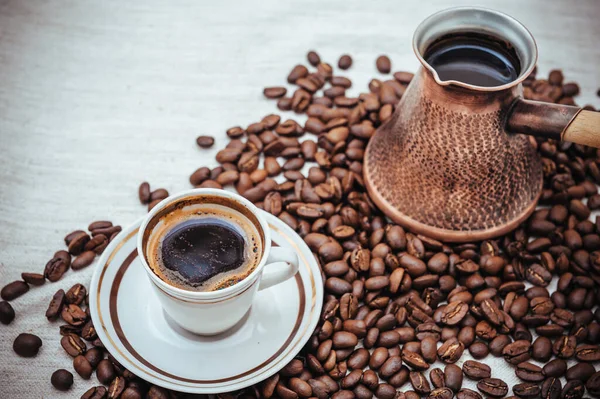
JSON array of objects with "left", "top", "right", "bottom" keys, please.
[{"left": 364, "top": 7, "right": 600, "bottom": 243}]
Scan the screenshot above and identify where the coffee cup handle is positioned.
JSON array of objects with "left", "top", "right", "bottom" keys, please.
[{"left": 259, "top": 247, "right": 299, "bottom": 291}]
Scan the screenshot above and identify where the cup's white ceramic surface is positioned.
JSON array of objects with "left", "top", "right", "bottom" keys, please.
[{"left": 137, "top": 188, "right": 299, "bottom": 335}]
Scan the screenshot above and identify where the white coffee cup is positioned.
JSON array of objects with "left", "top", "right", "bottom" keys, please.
[{"left": 137, "top": 188, "right": 299, "bottom": 335}]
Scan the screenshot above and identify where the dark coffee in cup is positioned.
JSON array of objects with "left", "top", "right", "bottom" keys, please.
[{"left": 145, "top": 196, "right": 263, "bottom": 292}]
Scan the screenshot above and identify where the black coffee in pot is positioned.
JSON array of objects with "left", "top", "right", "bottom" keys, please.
[{"left": 424, "top": 33, "right": 521, "bottom": 87}]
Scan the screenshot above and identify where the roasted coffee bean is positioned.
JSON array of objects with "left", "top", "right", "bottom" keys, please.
[
  {"left": 376, "top": 383, "right": 397, "bottom": 399},
  {"left": 477, "top": 378, "right": 508, "bottom": 398},
  {"left": 1, "top": 280, "right": 29, "bottom": 301},
  {"left": 437, "top": 338, "right": 464, "bottom": 363},
  {"left": 541, "top": 377, "right": 562, "bottom": 399},
  {"left": 138, "top": 182, "right": 151, "bottom": 204},
  {"left": 514, "top": 382, "right": 541, "bottom": 399},
  {"left": 81, "top": 386, "right": 108, "bottom": 399},
  {"left": 553, "top": 335, "right": 576, "bottom": 358},
  {"left": 74, "top": 355, "right": 93, "bottom": 379},
  {"left": 72, "top": 251, "right": 96, "bottom": 270},
  {"left": 81, "top": 320, "right": 97, "bottom": 341},
  {"left": 121, "top": 387, "right": 142, "bottom": 399},
  {"left": 532, "top": 336, "right": 552, "bottom": 361},
  {"left": 410, "top": 371, "right": 432, "bottom": 395},
  {"left": 441, "top": 301, "right": 469, "bottom": 325},
  {"left": 421, "top": 336, "right": 438, "bottom": 363},
  {"left": 347, "top": 348, "right": 369, "bottom": 370},
  {"left": 21, "top": 272, "right": 45, "bottom": 286},
  {"left": 338, "top": 55, "right": 353, "bottom": 70},
  {"left": 65, "top": 283, "right": 86, "bottom": 305},
  {"left": 445, "top": 364, "right": 463, "bottom": 392},
  {"left": 376, "top": 55, "right": 392, "bottom": 74},
  {"left": 51, "top": 369, "right": 73, "bottom": 391},
  {"left": 61, "top": 333, "right": 86, "bottom": 357},
  {"left": 489, "top": 334, "right": 511, "bottom": 356},
  {"left": 463, "top": 360, "right": 491, "bottom": 380},
  {"left": 526, "top": 264, "right": 552, "bottom": 286},
  {"left": 566, "top": 363, "right": 596, "bottom": 381},
  {"left": 468, "top": 342, "right": 489, "bottom": 359},
  {"left": 196, "top": 135, "right": 215, "bottom": 148},
  {"left": 543, "top": 359, "right": 567, "bottom": 378},
  {"left": 457, "top": 389, "right": 483, "bottom": 399},
  {"left": 587, "top": 372, "right": 600, "bottom": 396},
  {"left": 402, "top": 350, "right": 429, "bottom": 370},
  {"left": 0, "top": 301, "right": 15, "bottom": 325},
  {"left": 481, "top": 298, "right": 504, "bottom": 325},
  {"left": 263, "top": 87, "right": 287, "bottom": 99},
  {"left": 84, "top": 347, "right": 103, "bottom": 369},
  {"left": 97, "top": 359, "right": 116, "bottom": 385},
  {"left": 147, "top": 385, "right": 170, "bottom": 399},
  {"left": 84, "top": 234, "right": 109, "bottom": 254},
  {"left": 46, "top": 289, "right": 65, "bottom": 320},
  {"left": 430, "top": 368, "right": 445, "bottom": 389},
  {"left": 333, "top": 331, "right": 358, "bottom": 349},
  {"left": 575, "top": 344, "right": 600, "bottom": 361},
  {"left": 562, "top": 380, "right": 584, "bottom": 399},
  {"left": 13, "top": 333, "right": 42, "bottom": 357},
  {"left": 429, "top": 387, "right": 454, "bottom": 399},
  {"left": 516, "top": 362, "right": 544, "bottom": 382},
  {"left": 62, "top": 304, "right": 87, "bottom": 326},
  {"left": 66, "top": 230, "right": 91, "bottom": 255},
  {"left": 44, "top": 251, "right": 71, "bottom": 282},
  {"left": 458, "top": 326, "right": 476, "bottom": 347},
  {"left": 503, "top": 340, "right": 531, "bottom": 364},
  {"left": 107, "top": 376, "right": 127, "bottom": 398},
  {"left": 380, "top": 355, "right": 403, "bottom": 378}
]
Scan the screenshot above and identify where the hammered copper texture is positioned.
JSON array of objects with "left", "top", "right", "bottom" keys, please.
[{"left": 365, "top": 69, "right": 543, "bottom": 236}]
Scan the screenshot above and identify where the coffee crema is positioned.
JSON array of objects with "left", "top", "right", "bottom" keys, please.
[{"left": 146, "top": 202, "right": 262, "bottom": 292}]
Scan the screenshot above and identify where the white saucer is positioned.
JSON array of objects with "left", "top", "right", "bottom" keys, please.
[{"left": 89, "top": 211, "right": 323, "bottom": 394}]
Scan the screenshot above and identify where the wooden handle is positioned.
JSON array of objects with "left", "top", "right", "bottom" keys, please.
[{"left": 562, "top": 110, "right": 600, "bottom": 148}]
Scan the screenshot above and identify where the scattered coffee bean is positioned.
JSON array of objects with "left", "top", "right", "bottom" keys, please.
[
  {"left": 61, "top": 333, "right": 87, "bottom": 357},
  {"left": 516, "top": 362, "right": 544, "bottom": 382},
  {"left": 264, "top": 87, "right": 287, "bottom": 99},
  {"left": 21, "top": 272, "right": 45, "bottom": 286},
  {"left": 513, "top": 382, "right": 541, "bottom": 398},
  {"left": 1, "top": 280, "right": 29, "bottom": 301},
  {"left": 445, "top": 364, "right": 463, "bottom": 392},
  {"left": 307, "top": 51, "right": 320, "bottom": 66},
  {"left": 44, "top": 251, "right": 71, "bottom": 282},
  {"left": 74, "top": 355, "right": 93, "bottom": 379},
  {"left": 477, "top": 378, "right": 508, "bottom": 398},
  {"left": 462, "top": 360, "right": 491, "bottom": 380},
  {"left": 62, "top": 304, "right": 87, "bottom": 326},
  {"left": 196, "top": 135, "right": 215, "bottom": 149},
  {"left": 51, "top": 369, "right": 73, "bottom": 391},
  {"left": 97, "top": 359, "right": 116, "bottom": 385},
  {"left": 376, "top": 55, "right": 391, "bottom": 73},
  {"left": 66, "top": 283, "right": 87, "bottom": 305},
  {"left": 458, "top": 388, "right": 483, "bottom": 399},
  {"left": 46, "top": 289, "right": 65, "bottom": 320},
  {"left": 338, "top": 55, "right": 352, "bottom": 70},
  {"left": 108, "top": 376, "right": 126, "bottom": 398},
  {"left": 0, "top": 301, "right": 15, "bottom": 325},
  {"left": 13, "top": 333, "right": 42, "bottom": 357},
  {"left": 72, "top": 251, "right": 96, "bottom": 270}
]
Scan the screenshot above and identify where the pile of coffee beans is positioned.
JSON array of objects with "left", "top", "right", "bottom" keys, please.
[
  {"left": 181, "top": 50, "right": 600, "bottom": 399},
  {"left": 0, "top": 220, "right": 121, "bottom": 329},
  {"left": 2, "top": 50, "right": 600, "bottom": 398}
]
